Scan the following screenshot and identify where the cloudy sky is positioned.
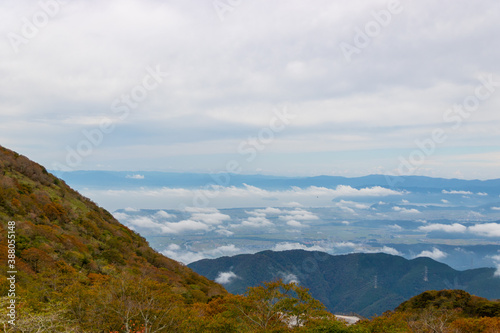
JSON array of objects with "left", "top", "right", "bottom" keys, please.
[{"left": 1, "top": 0, "right": 500, "bottom": 179}]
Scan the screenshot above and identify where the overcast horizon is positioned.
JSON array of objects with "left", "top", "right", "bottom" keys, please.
[
  {"left": 2, "top": 0, "right": 500, "bottom": 179},
  {"left": 53, "top": 170, "right": 500, "bottom": 181}
]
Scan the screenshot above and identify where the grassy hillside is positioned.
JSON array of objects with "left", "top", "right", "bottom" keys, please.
[
  {"left": 0, "top": 145, "right": 225, "bottom": 331},
  {"left": 188, "top": 250, "right": 500, "bottom": 317}
]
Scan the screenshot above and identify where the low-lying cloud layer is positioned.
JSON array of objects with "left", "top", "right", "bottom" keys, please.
[
  {"left": 420, "top": 222, "right": 500, "bottom": 237},
  {"left": 87, "top": 184, "right": 404, "bottom": 210},
  {"left": 162, "top": 244, "right": 242, "bottom": 264},
  {"left": 119, "top": 207, "right": 232, "bottom": 234},
  {"left": 116, "top": 205, "right": 327, "bottom": 235},
  {"left": 108, "top": 190, "right": 500, "bottom": 268}
]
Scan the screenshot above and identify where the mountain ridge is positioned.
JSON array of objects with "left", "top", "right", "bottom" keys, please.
[
  {"left": 53, "top": 170, "right": 500, "bottom": 191},
  {"left": 188, "top": 249, "right": 500, "bottom": 317}
]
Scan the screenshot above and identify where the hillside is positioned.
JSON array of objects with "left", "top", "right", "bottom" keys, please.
[
  {"left": 188, "top": 250, "right": 500, "bottom": 317},
  {"left": 0, "top": 145, "right": 226, "bottom": 331},
  {"left": 396, "top": 289, "right": 500, "bottom": 317}
]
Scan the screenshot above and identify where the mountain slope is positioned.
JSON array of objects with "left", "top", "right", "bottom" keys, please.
[
  {"left": 0, "top": 145, "right": 225, "bottom": 330},
  {"left": 188, "top": 250, "right": 500, "bottom": 317}
]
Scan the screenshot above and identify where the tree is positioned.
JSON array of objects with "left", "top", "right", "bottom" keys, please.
[
  {"left": 228, "top": 280, "right": 330, "bottom": 332},
  {"left": 100, "top": 275, "right": 185, "bottom": 333},
  {"left": 356, "top": 312, "right": 409, "bottom": 333}
]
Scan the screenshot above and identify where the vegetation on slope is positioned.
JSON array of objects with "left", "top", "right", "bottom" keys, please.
[
  {"left": 188, "top": 249, "right": 500, "bottom": 317},
  {"left": 1, "top": 145, "right": 499, "bottom": 332},
  {"left": 362, "top": 290, "right": 500, "bottom": 333},
  {"left": 0, "top": 145, "right": 225, "bottom": 331}
]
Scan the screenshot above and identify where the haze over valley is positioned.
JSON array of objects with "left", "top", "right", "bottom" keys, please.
[{"left": 56, "top": 171, "right": 500, "bottom": 272}]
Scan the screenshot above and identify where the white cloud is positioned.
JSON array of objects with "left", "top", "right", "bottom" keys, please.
[
  {"left": 341, "top": 221, "right": 350, "bottom": 225},
  {"left": 128, "top": 216, "right": 165, "bottom": 230},
  {"left": 247, "top": 207, "right": 284, "bottom": 217},
  {"left": 162, "top": 250, "right": 205, "bottom": 264},
  {"left": 83, "top": 184, "right": 410, "bottom": 210},
  {"left": 477, "top": 192, "right": 488, "bottom": 196},
  {"left": 83, "top": 184, "right": 406, "bottom": 211},
  {"left": 160, "top": 219, "right": 211, "bottom": 234},
  {"left": 454, "top": 247, "right": 473, "bottom": 255},
  {"left": 281, "top": 273, "right": 299, "bottom": 285},
  {"left": 206, "top": 244, "right": 241, "bottom": 257},
  {"left": 216, "top": 229, "right": 234, "bottom": 236},
  {"left": 272, "top": 242, "right": 327, "bottom": 252},
  {"left": 417, "top": 248, "right": 448, "bottom": 261},
  {"left": 256, "top": 207, "right": 284, "bottom": 215},
  {"left": 117, "top": 210, "right": 218, "bottom": 234},
  {"left": 113, "top": 212, "right": 129, "bottom": 220},
  {"left": 380, "top": 246, "right": 401, "bottom": 256},
  {"left": 279, "top": 208, "right": 319, "bottom": 222},
  {"left": 286, "top": 220, "right": 305, "bottom": 228},
  {"left": 419, "top": 223, "right": 467, "bottom": 233},
  {"left": 332, "top": 242, "right": 358, "bottom": 248},
  {"left": 215, "top": 271, "right": 239, "bottom": 284},
  {"left": 331, "top": 185, "right": 404, "bottom": 198},
  {"left": 334, "top": 200, "right": 372, "bottom": 214},
  {"left": 442, "top": 190, "right": 473, "bottom": 195},
  {"left": 126, "top": 174, "right": 145, "bottom": 179},
  {"left": 490, "top": 255, "right": 500, "bottom": 277},
  {"left": 162, "top": 244, "right": 242, "bottom": 264},
  {"left": 339, "top": 206, "right": 355, "bottom": 214},
  {"left": 216, "top": 184, "right": 404, "bottom": 200},
  {"left": 124, "top": 207, "right": 140, "bottom": 212},
  {"left": 469, "top": 223, "right": 500, "bottom": 237},
  {"left": 392, "top": 206, "right": 420, "bottom": 214},
  {"left": 468, "top": 211, "right": 485, "bottom": 218},
  {"left": 492, "top": 207, "right": 500, "bottom": 211},
  {"left": 167, "top": 244, "right": 181, "bottom": 251},
  {"left": 178, "top": 207, "right": 232, "bottom": 225},
  {"left": 237, "top": 216, "right": 274, "bottom": 228},
  {"left": 337, "top": 200, "right": 370, "bottom": 209},
  {"left": 155, "top": 210, "right": 175, "bottom": 219},
  {"left": 389, "top": 224, "right": 403, "bottom": 231},
  {"left": 441, "top": 199, "right": 449, "bottom": 204},
  {"left": 184, "top": 207, "right": 219, "bottom": 213},
  {"left": 190, "top": 212, "right": 231, "bottom": 225},
  {"left": 284, "top": 202, "right": 303, "bottom": 208},
  {"left": 416, "top": 222, "right": 500, "bottom": 238}
]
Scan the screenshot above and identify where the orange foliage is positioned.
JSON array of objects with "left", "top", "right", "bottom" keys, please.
[
  {"left": 21, "top": 247, "right": 55, "bottom": 273},
  {"left": 450, "top": 317, "right": 500, "bottom": 333}
]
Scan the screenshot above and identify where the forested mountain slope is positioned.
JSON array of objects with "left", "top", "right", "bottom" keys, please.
[
  {"left": 0, "top": 145, "right": 225, "bottom": 331},
  {"left": 189, "top": 250, "right": 500, "bottom": 317}
]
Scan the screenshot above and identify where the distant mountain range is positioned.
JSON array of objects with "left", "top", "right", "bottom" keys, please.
[
  {"left": 53, "top": 170, "right": 500, "bottom": 194},
  {"left": 189, "top": 250, "right": 500, "bottom": 317}
]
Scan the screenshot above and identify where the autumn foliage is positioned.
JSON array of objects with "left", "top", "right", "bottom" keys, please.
[{"left": 1, "top": 146, "right": 499, "bottom": 332}]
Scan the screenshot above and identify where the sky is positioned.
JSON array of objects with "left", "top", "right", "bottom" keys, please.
[{"left": 1, "top": 0, "right": 500, "bottom": 179}]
